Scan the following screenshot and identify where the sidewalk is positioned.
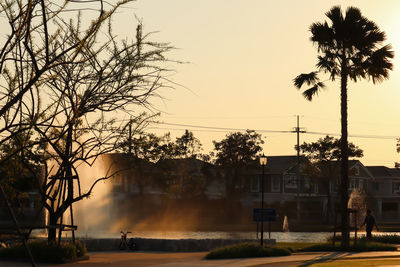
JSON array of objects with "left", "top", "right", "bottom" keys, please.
[{"left": 2, "top": 251, "right": 400, "bottom": 267}]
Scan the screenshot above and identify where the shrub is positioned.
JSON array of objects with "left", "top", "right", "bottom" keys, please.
[
  {"left": 0, "top": 240, "right": 87, "bottom": 263},
  {"left": 205, "top": 242, "right": 291, "bottom": 259},
  {"left": 74, "top": 241, "right": 87, "bottom": 257},
  {"left": 360, "top": 234, "right": 400, "bottom": 244},
  {"left": 298, "top": 241, "right": 397, "bottom": 252},
  {"left": 328, "top": 234, "right": 400, "bottom": 245}
]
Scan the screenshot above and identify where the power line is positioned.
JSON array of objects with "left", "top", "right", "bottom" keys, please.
[
  {"left": 156, "top": 122, "right": 400, "bottom": 140},
  {"left": 307, "top": 131, "right": 399, "bottom": 140},
  {"left": 159, "top": 122, "right": 292, "bottom": 134}
]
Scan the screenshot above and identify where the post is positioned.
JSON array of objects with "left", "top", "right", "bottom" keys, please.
[
  {"left": 354, "top": 210, "right": 357, "bottom": 246},
  {"left": 128, "top": 118, "right": 132, "bottom": 154},
  {"left": 70, "top": 204, "right": 75, "bottom": 243},
  {"left": 256, "top": 221, "right": 259, "bottom": 239},
  {"left": 292, "top": 115, "right": 305, "bottom": 220},
  {"left": 268, "top": 221, "right": 271, "bottom": 239},
  {"left": 260, "top": 163, "right": 265, "bottom": 246}
]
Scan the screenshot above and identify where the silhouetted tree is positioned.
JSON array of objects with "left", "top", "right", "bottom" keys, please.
[
  {"left": 0, "top": 132, "right": 42, "bottom": 216},
  {"left": 38, "top": 18, "right": 174, "bottom": 241},
  {"left": 212, "top": 130, "right": 264, "bottom": 214},
  {"left": 174, "top": 130, "right": 202, "bottom": 159},
  {"left": 117, "top": 129, "right": 177, "bottom": 195},
  {"left": 300, "top": 136, "right": 363, "bottom": 222},
  {"left": 293, "top": 6, "right": 393, "bottom": 248}
]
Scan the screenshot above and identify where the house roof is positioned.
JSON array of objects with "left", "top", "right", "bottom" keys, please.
[
  {"left": 317, "top": 160, "right": 373, "bottom": 178},
  {"left": 366, "top": 166, "right": 400, "bottom": 179},
  {"left": 265, "top": 155, "right": 300, "bottom": 174},
  {"left": 367, "top": 166, "right": 393, "bottom": 177},
  {"left": 319, "top": 160, "right": 361, "bottom": 168},
  {"left": 157, "top": 157, "right": 212, "bottom": 170}
]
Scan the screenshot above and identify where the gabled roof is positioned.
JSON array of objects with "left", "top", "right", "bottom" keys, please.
[
  {"left": 318, "top": 160, "right": 373, "bottom": 178},
  {"left": 102, "top": 153, "right": 157, "bottom": 173},
  {"left": 319, "top": 160, "right": 361, "bottom": 168},
  {"left": 157, "top": 157, "right": 212, "bottom": 170},
  {"left": 367, "top": 166, "right": 392, "bottom": 177},
  {"left": 265, "top": 155, "right": 301, "bottom": 174},
  {"left": 366, "top": 166, "right": 400, "bottom": 179}
]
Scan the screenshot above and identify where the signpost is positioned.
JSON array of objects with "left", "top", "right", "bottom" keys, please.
[
  {"left": 253, "top": 208, "right": 276, "bottom": 222},
  {"left": 254, "top": 208, "right": 276, "bottom": 240}
]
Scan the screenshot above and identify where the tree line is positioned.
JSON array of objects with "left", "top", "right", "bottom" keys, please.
[{"left": 0, "top": 2, "right": 395, "bottom": 252}]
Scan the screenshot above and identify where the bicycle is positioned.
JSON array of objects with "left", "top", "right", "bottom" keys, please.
[{"left": 119, "top": 231, "right": 138, "bottom": 251}]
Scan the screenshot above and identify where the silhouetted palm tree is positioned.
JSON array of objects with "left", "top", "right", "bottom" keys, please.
[{"left": 293, "top": 6, "right": 393, "bottom": 249}]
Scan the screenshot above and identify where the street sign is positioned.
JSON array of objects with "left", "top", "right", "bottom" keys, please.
[{"left": 253, "top": 208, "right": 276, "bottom": 222}]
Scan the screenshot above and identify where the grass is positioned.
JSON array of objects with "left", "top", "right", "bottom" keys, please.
[
  {"left": 0, "top": 240, "right": 87, "bottom": 263},
  {"left": 206, "top": 239, "right": 396, "bottom": 259},
  {"left": 276, "top": 242, "right": 322, "bottom": 252},
  {"left": 205, "top": 242, "right": 291, "bottom": 259},
  {"left": 309, "top": 259, "right": 400, "bottom": 267}
]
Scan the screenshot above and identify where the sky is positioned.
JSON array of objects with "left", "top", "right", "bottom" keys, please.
[
  {"left": 109, "top": 0, "right": 400, "bottom": 167},
  {"left": 25, "top": 0, "right": 399, "bottom": 167}
]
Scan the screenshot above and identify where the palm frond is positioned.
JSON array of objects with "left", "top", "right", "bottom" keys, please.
[
  {"left": 326, "top": 6, "right": 344, "bottom": 26},
  {"left": 316, "top": 55, "right": 337, "bottom": 73},
  {"left": 367, "top": 44, "right": 394, "bottom": 83},
  {"left": 293, "top": 72, "right": 319, "bottom": 89},
  {"left": 302, "top": 82, "right": 325, "bottom": 101},
  {"left": 310, "top": 22, "right": 334, "bottom": 50},
  {"left": 344, "top": 6, "right": 362, "bottom": 23}
]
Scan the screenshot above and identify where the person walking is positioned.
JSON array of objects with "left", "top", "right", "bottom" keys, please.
[{"left": 361, "top": 209, "right": 379, "bottom": 239}]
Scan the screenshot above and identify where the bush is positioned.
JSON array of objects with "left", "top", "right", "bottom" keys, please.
[
  {"left": 298, "top": 241, "right": 397, "bottom": 252},
  {"left": 0, "top": 240, "right": 87, "bottom": 263},
  {"left": 205, "top": 242, "right": 291, "bottom": 259},
  {"left": 75, "top": 241, "right": 87, "bottom": 257},
  {"left": 328, "top": 234, "right": 400, "bottom": 244},
  {"left": 360, "top": 234, "right": 400, "bottom": 244}
]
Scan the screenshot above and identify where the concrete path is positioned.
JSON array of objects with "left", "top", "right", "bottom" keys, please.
[{"left": 2, "top": 251, "right": 400, "bottom": 267}]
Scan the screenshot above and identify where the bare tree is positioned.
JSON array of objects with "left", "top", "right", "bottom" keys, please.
[
  {"left": 36, "top": 20, "right": 174, "bottom": 241},
  {"left": 0, "top": 0, "right": 134, "bottom": 171},
  {"left": 0, "top": 1, "right": 175, "bottom": 242}
]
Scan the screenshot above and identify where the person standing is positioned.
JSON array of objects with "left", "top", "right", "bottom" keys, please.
[{"left": 361, "top": 209, "right": 379, "bottom": 239}]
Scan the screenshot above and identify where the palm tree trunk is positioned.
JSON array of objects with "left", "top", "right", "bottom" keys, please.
[{"left": 340, "top": 57, "right": 350, "bottom": 249}]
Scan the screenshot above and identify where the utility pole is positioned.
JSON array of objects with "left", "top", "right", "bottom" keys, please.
[
  {"left": 291, "top": 115, "right": 306, "bottom": 221},
  {"left": 128, "top": 117, "right": 132, "bottom": 155}
]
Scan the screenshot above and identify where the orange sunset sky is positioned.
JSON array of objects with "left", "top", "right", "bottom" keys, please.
[{"left": 116, "top": 0, "right": 400, "bottom": 166}]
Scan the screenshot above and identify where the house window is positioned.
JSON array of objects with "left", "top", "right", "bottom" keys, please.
[
  {"left": 304, "top": 178, "right": 310, "bottom": 189},
  {"left": 305, "top": 178, "right": 318, "bottom": 194},
  {"left": 374, "top": 182, "right": 380, "bottom": 191},
  {"left": 284, "top": 174, "right": 297, "bottom": 188},
  {"left": 251, "top": 176, "right": 260, "bottom": 192},
  {"left": 354, "top": 166, "right": 360, "bottom": 176},
  {"left": 349, "top": 179, "right": 356, "bottom": 190},
  {"left": 271, "top": 176, "right": 280, "bottom": 192},
  {"left": 358, "top": 179, "right": 364, "bottom": 190},
  {"left": 314, "top": 184, "right": 319, "bottom": 194},
  {"left": 330, "top": 180, "right": 338, "bottom": 193},
  {"left": 112, "top": 175, "right": 123, "bottom": 192},
  {"left": 392, "top": 182, "right": 400, "bottom": 194}
]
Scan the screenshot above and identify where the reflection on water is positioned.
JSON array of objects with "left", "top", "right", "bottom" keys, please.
[{"left": 67, "top": 231, "right": 393, "bottom": 242}]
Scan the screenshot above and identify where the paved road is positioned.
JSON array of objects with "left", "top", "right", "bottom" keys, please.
[{"left": 2, "top": 251, "right": 400, "bottom": 267}]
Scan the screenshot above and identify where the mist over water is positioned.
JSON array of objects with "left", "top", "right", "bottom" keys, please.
[
  {"left": 56, "top": 156, "right": 384, "bottom": 242},
  {"left": 348, "top": 189, "right": 367, "bottom": 228},
  {"left": 71, "top": 155, "right": 114, "bottom": 237}
]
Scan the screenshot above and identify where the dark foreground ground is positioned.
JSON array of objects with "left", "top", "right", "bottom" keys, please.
[{"left": 2, "top": 250, "right": 400, "bottom": 267}]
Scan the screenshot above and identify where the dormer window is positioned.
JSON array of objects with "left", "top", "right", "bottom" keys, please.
[
  {"left": 284, "top": 174, "right": 297, "bottom": 188},
  {"left": 354, "top": 166, "right": 360, "bottom": 176}
]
